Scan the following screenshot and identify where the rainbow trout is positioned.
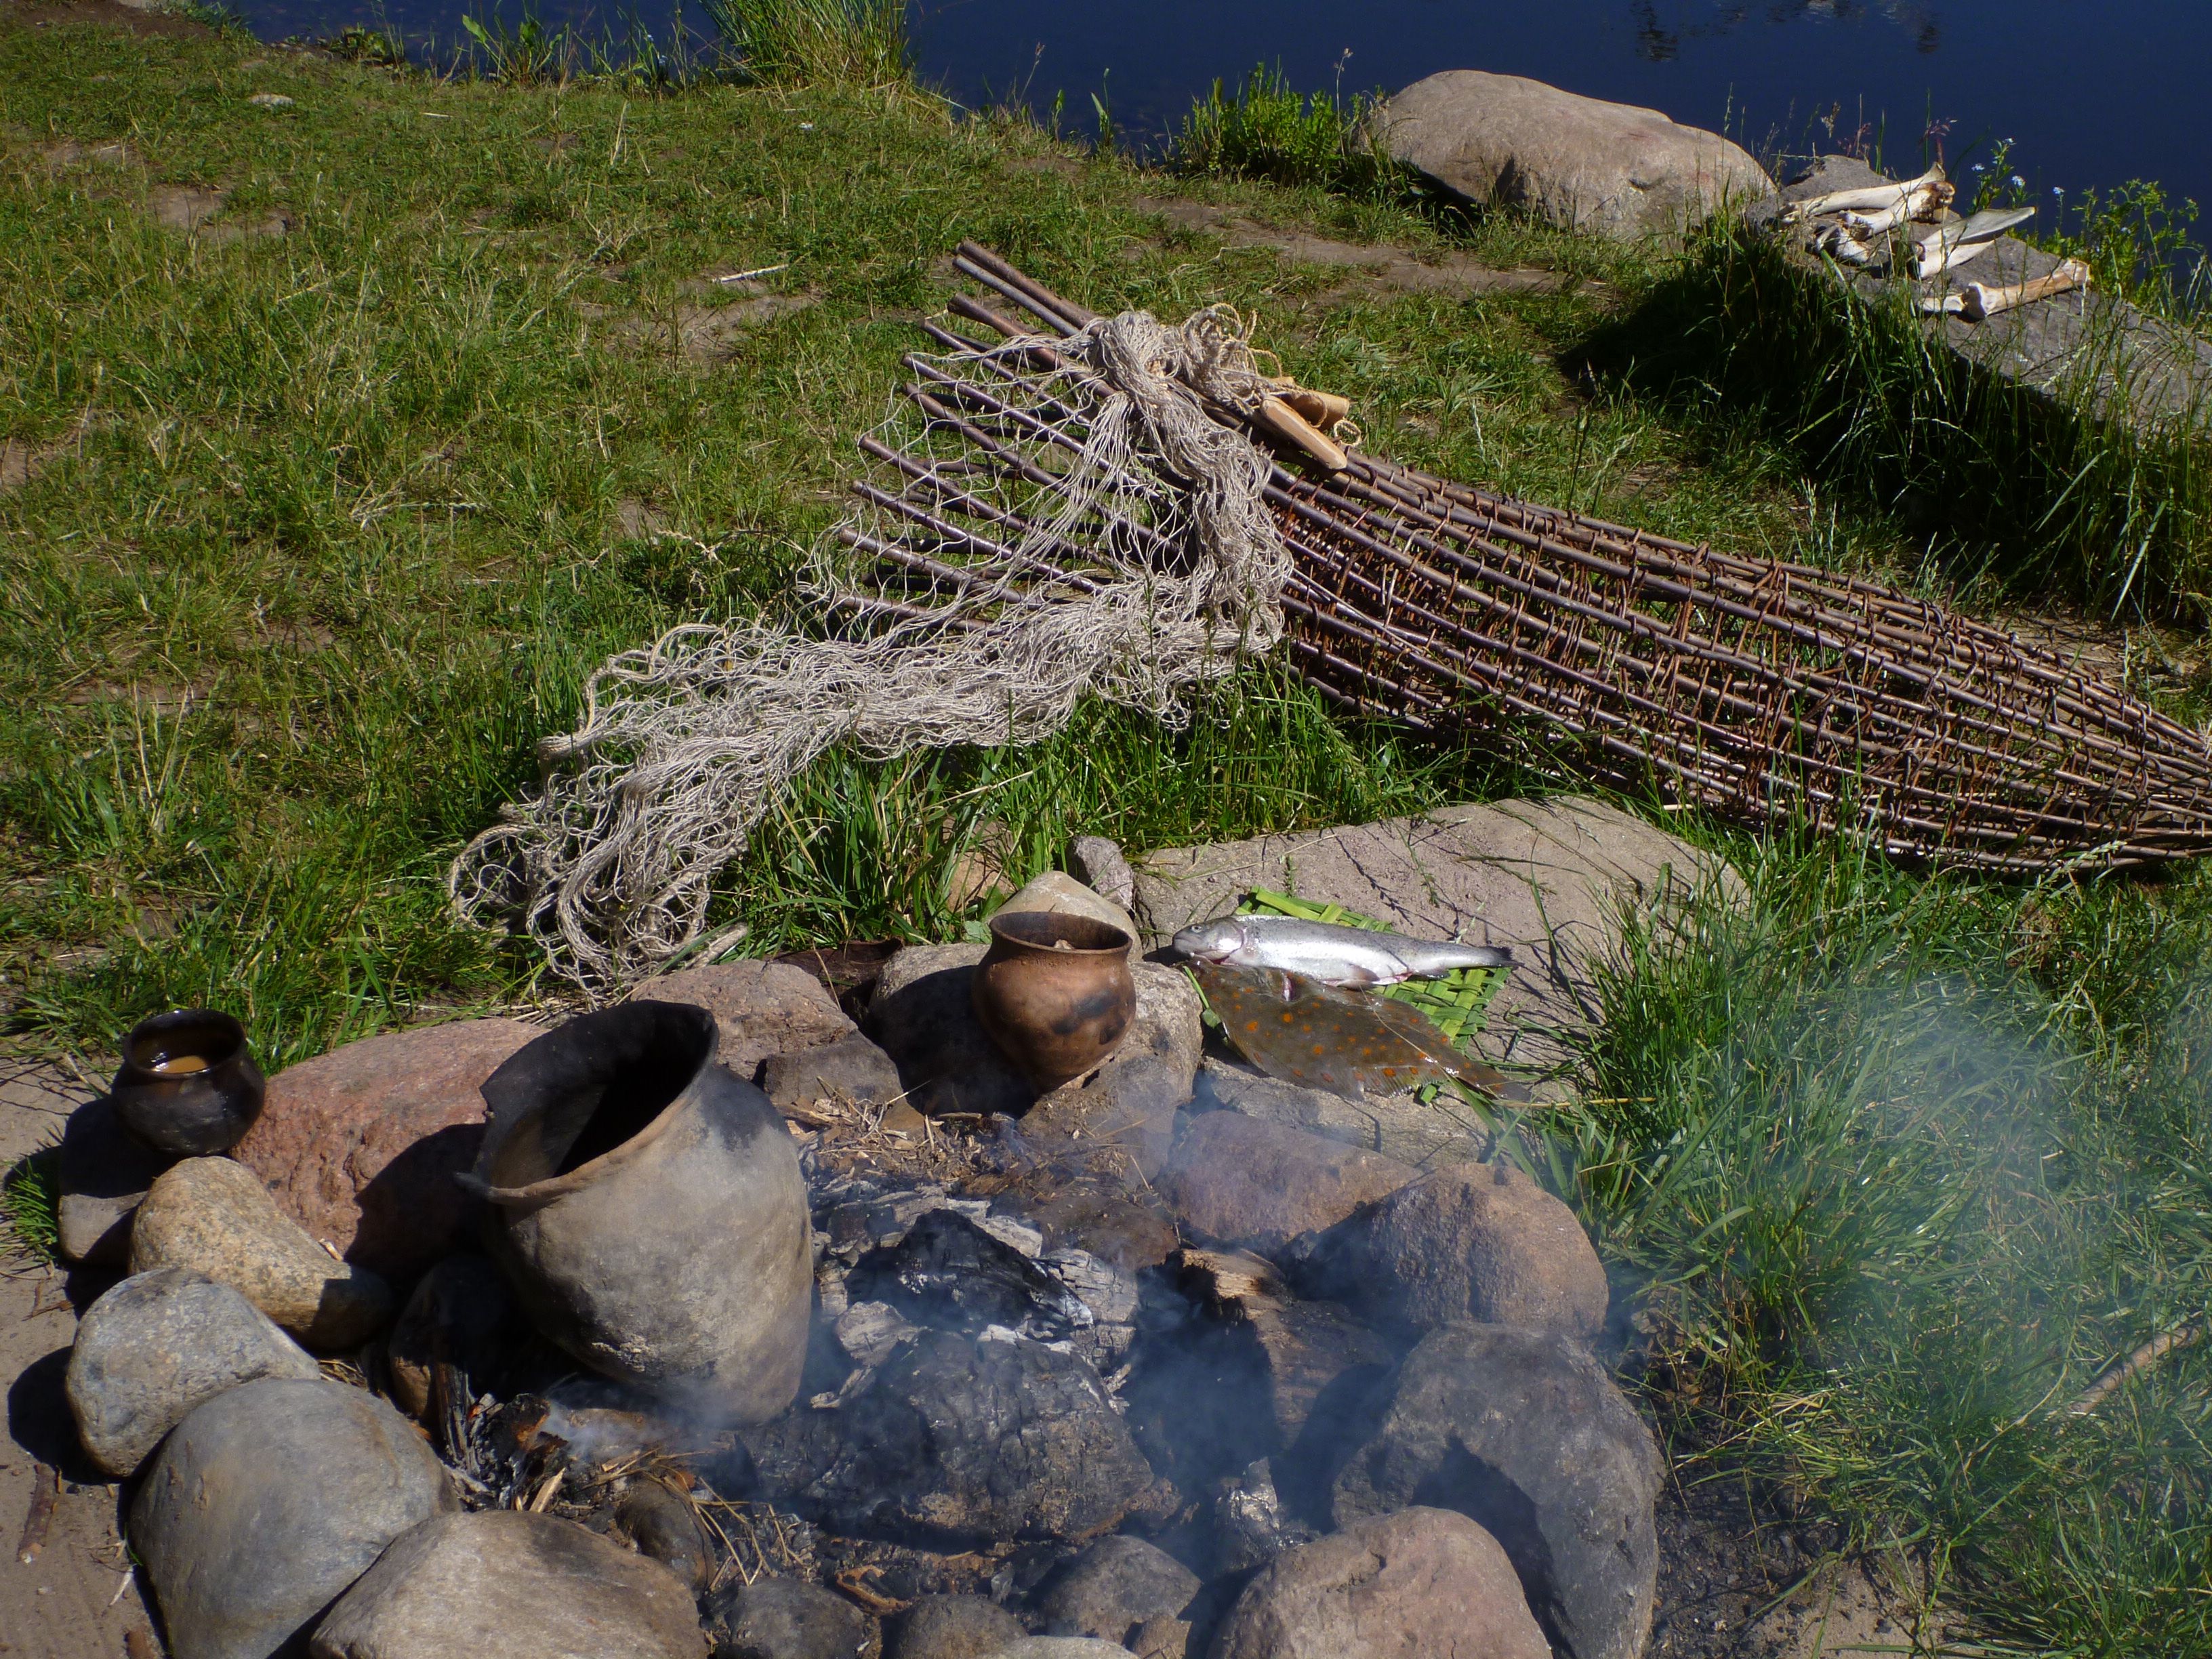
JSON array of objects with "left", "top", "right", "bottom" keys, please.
[{"left": 1172, "top": 913, "right": 1512, "bottom": 988}]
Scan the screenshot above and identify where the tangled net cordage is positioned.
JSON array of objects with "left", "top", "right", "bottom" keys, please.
[{"left": 450, "top": 305, "right": 1290, "bottom": 994}]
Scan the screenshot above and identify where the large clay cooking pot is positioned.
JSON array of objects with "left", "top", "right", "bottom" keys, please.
[
  {"left": 971, "top": 911, "right": 1136, "bottom": 1090},
  {"left": 465, "top": 1002, "right": 811, "bottom": 1424}
]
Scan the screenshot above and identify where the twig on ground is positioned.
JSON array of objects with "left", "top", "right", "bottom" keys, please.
[
  {"left": 15, "top": 1462, "right": 56, "bottom": 1562},
  {"left": 2063, "top": 1323, "right": 2203, "bottom": 1418}
]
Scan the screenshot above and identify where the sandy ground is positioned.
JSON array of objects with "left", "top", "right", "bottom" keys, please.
[{"left": 1, "top": 1057, "right": 157, "bottom": 1659}]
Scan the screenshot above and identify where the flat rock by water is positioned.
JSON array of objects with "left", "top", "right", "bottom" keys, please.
[
  {"left": 1374, "top": 71, "right": 1771, "bottom": 241},
  {"left": 64, "top": 1267, "right": 321, "bottom": 1477}
]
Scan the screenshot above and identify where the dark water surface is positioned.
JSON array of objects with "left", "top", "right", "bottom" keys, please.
[{"left": 240, "top": 0, "right": 2211, "bottom": 218}]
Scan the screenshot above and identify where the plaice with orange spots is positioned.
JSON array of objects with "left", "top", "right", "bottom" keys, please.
[{"left": 1191, "top": 963, "right": 1521, "bottom": 1103}]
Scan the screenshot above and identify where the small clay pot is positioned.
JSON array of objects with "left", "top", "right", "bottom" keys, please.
[
  {"left": 971, "top": 912, "right": 1136, "bottom": 1091},
  {"left": 110, "top": 1009, "right": 265, "bottom": 1156}
]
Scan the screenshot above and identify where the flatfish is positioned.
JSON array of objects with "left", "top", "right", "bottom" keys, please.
[{"left": 1192, "top": 963, "right": 1521, "bottom": 1103}]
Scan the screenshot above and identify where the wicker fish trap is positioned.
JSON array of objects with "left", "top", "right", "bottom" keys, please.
[{"left": 897, "top": 246, "right": 2212, "bottom": 876}]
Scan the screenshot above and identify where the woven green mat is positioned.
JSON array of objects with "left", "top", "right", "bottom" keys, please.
[{"left": 1236, "top": 887, "right": 1510, "bottom": 1054}]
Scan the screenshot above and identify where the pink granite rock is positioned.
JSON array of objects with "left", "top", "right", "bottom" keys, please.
[{"left": 234, "top": 1019, "right": 536, "bottom": 1279}]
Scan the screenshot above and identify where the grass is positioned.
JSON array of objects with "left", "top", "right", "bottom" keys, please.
[
  {"left": 1555, "top": 834, "right": 2212, "bottom": 1652},
  {"left": 1173, "top": 63, "right": 1406, "bottom": 201},
  {"left": 0, "top": 1143, "right": 60, "bottom": 1265},
  {"left": 7, "top": 19, "right": 2212, "bottom": 1654}
]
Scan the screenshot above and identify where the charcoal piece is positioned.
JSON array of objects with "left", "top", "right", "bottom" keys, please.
[
  {"left": 745, "top": 1329, "right": 1154, "bottom": 1546},
  {"left": 847, "top": 1209, "right": 1086, "bottom": 1343},
  {"left": 1210, "top": 1460, "right": 1317, "bottom": 1576}
]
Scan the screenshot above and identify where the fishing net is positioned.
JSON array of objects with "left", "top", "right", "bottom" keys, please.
[
  {"left": 456, "top": 244, "right": 2212, "bottom": 994},
  {"left": 451, "top": 272, "right": 1289, "bottom": 994}
]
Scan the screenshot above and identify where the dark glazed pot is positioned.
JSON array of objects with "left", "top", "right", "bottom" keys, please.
[
  {"left": 971, "top": 911, "right": 1136, "bottom": 1091},
  {"left": 110, "top": 1008, "right": 265, "bottom": 1156},
  {"left": 465, "top": 1001, "right": 813, "bottom": 1425}
]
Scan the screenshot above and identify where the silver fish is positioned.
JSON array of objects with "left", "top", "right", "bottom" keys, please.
[{"left": 1171, "top": 913, "right": 1513, "bottom": 988}]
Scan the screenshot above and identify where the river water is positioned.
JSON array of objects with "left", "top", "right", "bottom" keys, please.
[{"left": 234, "top": 0, "right": 2212, "bottom": 225}]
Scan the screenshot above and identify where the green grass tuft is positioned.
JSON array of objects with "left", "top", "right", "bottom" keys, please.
[
  {"left": 0, "top": 1145, "right": 60, "bottom": 1267},
  {"left": 1172, "top": 64, "right": 1407, "bottom": 201},
  {"left": 696, "top": 0, "right": 905, "bottom": 87}
]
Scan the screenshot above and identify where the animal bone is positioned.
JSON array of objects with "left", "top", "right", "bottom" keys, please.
[
  {"left": 1841, "top": 179, "right": 1955, "bottom": 237},
  {"left": 1814, "top": 222, "right": 1875, "bottom": 267},
  {"left": 1784, "top": 163, "right": 1946, "bottom": 224},
  {"left": 1920, "top": 257, "right": 2093, "bottom": 320},
  {"left": 1912, "top": 206, "right": 2036, "bottom": 278}
]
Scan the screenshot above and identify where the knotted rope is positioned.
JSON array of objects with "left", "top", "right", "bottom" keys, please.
[{"left": 450, "top": 308, "right": 1291, "bottom": 995}]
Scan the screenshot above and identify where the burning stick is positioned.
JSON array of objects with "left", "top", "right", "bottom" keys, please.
[{"left": 1920, "top": 258, "right": 2093, "bottom": 321}]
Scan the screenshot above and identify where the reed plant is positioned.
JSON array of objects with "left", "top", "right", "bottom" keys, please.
[
  {"left": 696, "top": 0, "right": 905, "bottom": 87},
  {"left": 1172, "top": 63, "right": 1407, "bottom": 201}
]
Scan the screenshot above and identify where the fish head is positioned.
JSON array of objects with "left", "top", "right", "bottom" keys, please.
[{"left": 1172, "top": 916, "right": 1248, "bottom": 964}]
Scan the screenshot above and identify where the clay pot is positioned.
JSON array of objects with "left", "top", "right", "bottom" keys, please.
[
  {"left": 111, "top": 1009, "right": 265, "bottom": 1156},
  {"left": 464, "top": 1001, "right": 813, "bottom": 1424},
  {"left": 971, "top": 912, "right": 1136, "bottom": 1090}
]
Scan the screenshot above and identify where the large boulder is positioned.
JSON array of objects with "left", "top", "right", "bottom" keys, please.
[
  {"left": 65, "top": 1267, "right": 321, "bottom": 1477},
  {"left": 1373, "top": 72, "right": 1772, "bottom": 241},
  {"left": 1033, "top": 1535, "right": 1200, "bottom": 1643},
  {"left": 705, "top": 1574, "right": 878, "bottom": 1659},
  {"left": 1160, "top": 1113, "right": 1415, "bottom": 1255},
  {"left": 748, "top": 1328, "right": 1155, "bottom": 1544},
  {"left": 310, "top": 1509, "right": 706, "bottom": 1659},
  {"left": 635, "top": 958, "right": 857, "bottom": 1080},
  {"left": 1134, "top": 796, "right": 1736, "bottom": 1079},
  {"left": 1210, "top": 1507, "right": 1549, "bottom": 1659},
  {"left": 232, "top": 1017, "right": 535, "bottom": 1279},
  {"left": 1331, "top": 1324, "right": 1662, "bottom": 1659},
  {"left": 131, "top": 1157, "right": 396, "bottom": 1349},
  {"left": 1312, "top": 1161, "right": 1609, "bottom": 1341},
  {"left": 132, "top": 1377, "right": 456, "bottom": 1659},
  {"left": 888, "top": 1596, "right": 1025, "bottom": 1659}
]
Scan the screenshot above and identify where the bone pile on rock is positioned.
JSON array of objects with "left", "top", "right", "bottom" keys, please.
[{"left": 54, "top": 846, "right": 1666, "bottom": 1659}]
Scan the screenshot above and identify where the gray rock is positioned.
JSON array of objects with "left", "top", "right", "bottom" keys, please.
[
  {"left": 1210, "top": 1506, "right": 1550, "bottom": 1659},
  {"left": 1134, "top": 795, "right": 1737, "bottom": 1080},
  {"left": 888, "top": 1596, "right": 1025, "bottom": 1659},
  {"left": 57, "top": 1093, "right": 174, "bottom": 1265},
  {"left": 634, "top": 958, "right": 857, "bottom": 1080},
  {"left": 1759, "top": 155, "right": 2212, "bottom": 436},
  {"left": 133, "top": 1377, "right": 457, "bottom": 1659},
  {"left": 384, "top": 1254, "right": 521, "bottom": 1420},
  {"left": 1189, "top": 1058, "right": 1488, "bottom": 1169},
  {"left": 1160, "top": 1113, "right": 1415, "bottom": 1255},
  {"left": 1034, "top": 1535, "right": 1200, "bottom": 1643},
  {"left": 65, "top": 1267, "right": 321, "bottom": 1477},
  {"left": 1319, "top": 1161, "right": 1609, "bottom": 1342},
  {"left": 708, "top": 1576, "right": 879, "bottom": 1659},
  {"left": 748, "top": 1328, "right": 1155, "bottom": 1544},
  {"left": 1331, "top": 1324, "right": 1662, "bottom": 1659},
  {"left": 1374, "top": 71, "right": 1771, "bottom": 241},
  {"left": 129, "top": 1156, "right": 397, "bottom": 1350},
  {"left": 310, "top": 1509, "right": 706, "bottom": 1659},
  {"left": 978, "top": 1645, "right": 1130, "bottom": 1659},
  {"left": 614, "top": 1476, "right": 716, "bottom": 1594},
  {"left": 865, "top": 943, "right": 1035, "bottom": 1118},
  {"left": 1015, "top": 964, "right": 1203, "bottom": 1181},
  {"left": 1066, "top": 837, "right": 1136, "bottom": 912},
  {"left": 762, "top": 1031, "right": 907, "bottom": 1115},
  {"left": 1210, "top": 1459, "right": 1317, "bottom": 1576}
]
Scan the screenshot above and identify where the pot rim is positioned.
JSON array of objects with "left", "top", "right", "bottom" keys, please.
[
  {"left": 985, "top": 909, "right": 1132, "bottom": 956},
  {"left": 116, "top": 1008, "right": 249, "bottom": 1082},
  {"left": 469, "top": 1000, "right": 718, "bottom": 1208}
]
